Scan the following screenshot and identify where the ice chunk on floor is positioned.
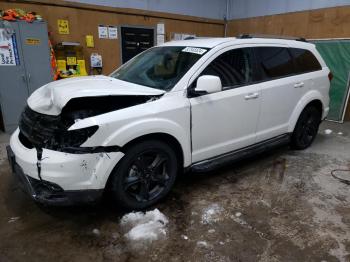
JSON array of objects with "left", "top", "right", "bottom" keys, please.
[
  {"left": 120, "top": 208, "right": 168, "bottom": 249},
  {"left": 197, "top": 241, "right": 210, "bottom": 248},
  {"left": 201, "top": 203, "right": 224, "bottom": 224},
  {"left": 324, "top": 129, "right": 333, "bottom": 135},
  {"left": 8, "top": 217, "right": 20, "bottom": 223},
  {"left": 92, "top": 228, "right": 100, "bottom": 236}
]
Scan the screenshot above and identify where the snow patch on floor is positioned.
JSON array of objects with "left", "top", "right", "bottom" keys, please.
[
  {"left": 197, "top": 241, "right": 211, "bottom": 248},
  {"left": 324, "top": 129, "right": 333, "bottom": 135},
  {"left": 120, "top": 209, "right": 168, "bottom": 250},
  {"left": 201, "top": 203, "right": 224, "bottom": 224}
]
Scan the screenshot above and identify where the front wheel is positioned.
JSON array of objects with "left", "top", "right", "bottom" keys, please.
[
  {"left": 290, "top": 106, "right": 321, "bottom": 150},
  {"left": 110, "top": 140, "right": 178, "bottom": 210}
]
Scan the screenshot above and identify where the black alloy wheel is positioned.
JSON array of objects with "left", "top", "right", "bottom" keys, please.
[
  {"left": 291, "top": 106, "right": 321, "bottom": 150},
  {"left": 110, "top": 140, "right": 178, "bottom": 210}
]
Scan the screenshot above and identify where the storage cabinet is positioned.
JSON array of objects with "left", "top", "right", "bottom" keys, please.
[{"left": 0, "top": 21, "right": 52, "bottom": 133}]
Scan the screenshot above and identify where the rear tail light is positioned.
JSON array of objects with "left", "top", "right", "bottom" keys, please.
[{"left": 328, "top": 72, "right": 334, "bottom": 82}]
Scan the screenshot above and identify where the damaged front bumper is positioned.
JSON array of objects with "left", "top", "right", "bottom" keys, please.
[{"left": 8, "top": 129, "right": 125, "bottom": 206}]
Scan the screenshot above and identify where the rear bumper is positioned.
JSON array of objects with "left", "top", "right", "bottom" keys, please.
[{"left": 7, "top": 145, "right": 103, "bottom": 206}]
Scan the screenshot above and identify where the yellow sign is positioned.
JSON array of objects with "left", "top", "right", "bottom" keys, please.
[
  {"left": 57, "top": 60, "right": 66, "bottom": 72},
  {"left": 86, "top": 35, "right": 94, "bottom": 48},
  {"left": 57, "top": 19, "right": 69, "bottom": 34},
  {"left": 25, "top": 38, "right": 40, "bottom": 45},
  {"left": 77, "top": 60, "right": 88, "bottom": 76},
  {"left": 66, "top": 57, "right": 77, "bottom": 66}
]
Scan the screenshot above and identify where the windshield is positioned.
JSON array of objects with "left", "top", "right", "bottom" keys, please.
[{"left": 110, "top": 46, "right": 209, "bottom": 91}]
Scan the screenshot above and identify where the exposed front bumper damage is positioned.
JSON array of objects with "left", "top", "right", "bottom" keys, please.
[{"left": 8, "top": 129, "right": 124, "bottom": 206}]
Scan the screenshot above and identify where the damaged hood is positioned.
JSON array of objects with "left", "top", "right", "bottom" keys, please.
[{"left": 27, "top": 75, "right": 166, "bottom": 115}]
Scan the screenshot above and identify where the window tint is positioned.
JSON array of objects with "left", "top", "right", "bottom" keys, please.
[
  {"left": 255, "top": 47, "right": 295, "bottom": 80},
  {"left": 290, "top": 48, "right": 322, "bottom": 73},
  {"left": 200, "top": 48, "right": 253, "bottom": 88}
]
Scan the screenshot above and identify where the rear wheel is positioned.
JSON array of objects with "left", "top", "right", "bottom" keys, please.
[
  {"left": 110, "top": 140, "right": 178, "bottom": 210},
  {"left": 291, "top": 106, "right": 321, "bottom": 150}
]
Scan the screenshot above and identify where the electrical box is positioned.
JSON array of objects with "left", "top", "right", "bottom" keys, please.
[{"left": 0, "top": 21, "right": 52, "bottom": 133}]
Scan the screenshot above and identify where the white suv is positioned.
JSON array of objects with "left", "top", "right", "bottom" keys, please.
[{"left": 7, "top": 36, "right": 331, "bottom": 209}]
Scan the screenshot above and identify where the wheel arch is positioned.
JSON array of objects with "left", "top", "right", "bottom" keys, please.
[
  {"left": 121, "top": 132, "right": 185, "bottom": 170},
  {"left": 104, "top": 132, "right": 186, "bottom": 192},
  {"left": 288, "top": 92, "right": 324, "bottom": 133}
]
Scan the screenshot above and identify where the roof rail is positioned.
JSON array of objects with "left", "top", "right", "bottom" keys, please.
[
  {"left": 183, "top": 36, "right": 214, "bottom": 40},
  {"left": 237, "top": 34, "right": 307, "bottom": 42},
  {"left": 184, "top": 36, "right": 196, "bottom": 40}
]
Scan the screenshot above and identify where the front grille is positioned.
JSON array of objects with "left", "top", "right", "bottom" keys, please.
[{"left": 19, "top": 106, "right": 62, "bottom": 148}]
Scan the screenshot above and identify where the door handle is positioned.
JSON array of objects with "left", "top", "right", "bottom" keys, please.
[
  {"left": 244, "top": 92, "right": 259, "bottom": 100},
  {"left": 27, "top": 73, "right": 31, "bottom": 83},
  {"left": 294, "top": 82, "right": 304, "bottom": 88}
]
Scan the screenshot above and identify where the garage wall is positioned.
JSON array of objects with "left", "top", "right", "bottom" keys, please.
[
  {"left": 66, "top": 0, "right": 228, "bottom": 20},
  {"left": 0, "top": 0, "right": 224, "bottom": 74},
  {"left": 228, "top": 5, "right": 350, "bottom": 120},
  {"left": 228, "top": 5, "right": 350, "bottom": 38}
]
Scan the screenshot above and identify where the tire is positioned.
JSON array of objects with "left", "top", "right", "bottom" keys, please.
[
  {"left": 290, "top": 106, "right": 321, "bottom": 150},
  {"left": 110, "top": 140, "right": 178, "bottom": 210}
]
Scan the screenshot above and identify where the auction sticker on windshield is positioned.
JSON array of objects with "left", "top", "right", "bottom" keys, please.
[{"left": 182, "top": 47, "right": 207, "bottom": 55}]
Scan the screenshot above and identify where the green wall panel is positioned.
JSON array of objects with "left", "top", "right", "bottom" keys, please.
[{"left": 313, "top": 40, "right": 350, "bottom": 122}]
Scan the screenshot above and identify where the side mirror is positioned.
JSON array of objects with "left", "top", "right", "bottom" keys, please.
[{"left": 189, "top": 75, "right": 222, "bottom": 97}]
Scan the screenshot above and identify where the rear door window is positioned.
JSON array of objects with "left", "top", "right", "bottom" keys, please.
[
  {"left": 254, "top": 47, "right": 295, "bottom": 81},
  {"left": 289, "top": 48, "right": 322, "bottom": 74},
  {"left": 200, "top": 48, "right": 253, "bottom": 89}
]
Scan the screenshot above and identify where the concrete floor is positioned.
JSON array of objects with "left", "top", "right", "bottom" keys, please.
[{"left": 0, "top": 122, "right": 350, "bottom": 262}]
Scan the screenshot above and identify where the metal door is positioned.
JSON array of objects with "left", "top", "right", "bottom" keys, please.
[
  {"left": 0, "top": 22, "right": 28, "bottom": 133},
  {"left": 18, "top": 21, "right": 52, "bottom": 95},
  {"left": 121, "top": 27, "right": 154, "bottom": 63}
]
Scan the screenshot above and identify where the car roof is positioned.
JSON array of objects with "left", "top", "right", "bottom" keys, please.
[{"left": 161, "top": 37, "right": 314, "bottom": 49}]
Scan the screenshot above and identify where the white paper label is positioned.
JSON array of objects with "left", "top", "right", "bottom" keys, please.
[
  {"left": 157, "top": 34, "right": 165, "bottom": 45},
  {"left": 157, "top": 23, "right": 165, "bottom": 35},
  {"left": 0, "top": 29, "right": 19, "bottom": 66},
  {"left": 182, "top": 47, "right": 207, "bottom": 55},
  {"left": 90, "top": 53, "right": 103, "bottom": 67},
  {"left": 98, "top": 25, "right": 108, "bottom": 39},
  {"left": 108, "top": 26, "right": 118, "bottom": 39}
]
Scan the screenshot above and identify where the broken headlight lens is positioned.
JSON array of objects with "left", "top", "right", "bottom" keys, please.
[{"left": 57, "top": 125, "right": 99, "bottom": 149}]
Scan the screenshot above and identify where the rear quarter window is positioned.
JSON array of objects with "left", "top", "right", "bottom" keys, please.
[
  {"left": 289, "top": 48, "right": 322, "bottom": 74},
  {"left": 254, "top": 47, "right": 295, "bottom": 80}
]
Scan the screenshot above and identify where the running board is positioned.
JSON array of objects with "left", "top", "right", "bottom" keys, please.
[{"left": 191, "top": 134, "right": 291, "bottom": 173}]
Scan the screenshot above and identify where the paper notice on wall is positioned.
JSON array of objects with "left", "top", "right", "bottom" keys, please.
[
  {"left": 157, "top": 23, "right": 165, "bottom": 35},
  {"left": 98, "top": 25, "right": 108, "bottom": 39},
  {"left": 0, "top": 29, "right": 19, "bottom": 66},
  {"left": 108, "top": 26, "right": 118, "bottom": 39},
  {"left": 157, "top": 34, "right": 165, "bottom": 45},
  {"left": 90, "top": 53, "right": 103, "bottom": 68},
  {"left": 57, "top": 19, "right": 70, "bottom": 34},
  {"left": 86, "top": 35, "right": 94, "bottom": 47}
]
